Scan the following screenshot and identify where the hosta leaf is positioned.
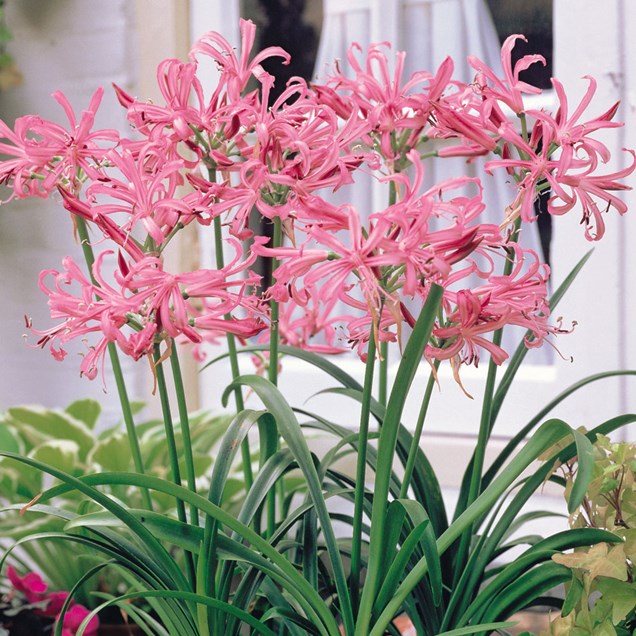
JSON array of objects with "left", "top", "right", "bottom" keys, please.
[
  {"left": 188, "top": 452, "right": 213, "bottom": 477},
  {"left": 65, "top": 399, "right": 101, "bottom": 430},
  {"left": 0, "top": 460, "right": 42, "bottom": 498},
  {"left": 7, "top": 406, "right": 94, "bottom": 458},
  {"left": 89, "top": 433, "right": 131, "bottom": 472},
  {"left": 0, "top": 422, "right": 19, "bottom": 454},
  {"left": 0, "top": 510, "right": 65, "bottom": 539},
  {"left": 30, "top": 440, "right": 81, "bottom": 475}
]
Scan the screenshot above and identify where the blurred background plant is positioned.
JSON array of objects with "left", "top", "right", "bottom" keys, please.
[
  {"left": 0, "top": 0, "right": 20, "bottom": 91},
  {"left": 0, "top": 400, "right": 243, "bottom": 620}
]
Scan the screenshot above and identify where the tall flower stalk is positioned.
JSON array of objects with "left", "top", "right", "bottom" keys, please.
[{"left": 74, "top": 217, "right": 153, "bottom": 512}]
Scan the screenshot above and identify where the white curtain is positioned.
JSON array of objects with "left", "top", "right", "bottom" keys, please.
[
  {"left": 314, "top": 0, "right": 522, "bottom": 232},
  {"left": 313, "top": 0, "right": 549, "bottom": 363}
]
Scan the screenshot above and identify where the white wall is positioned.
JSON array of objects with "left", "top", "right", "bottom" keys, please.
[
  {"left": 552, "top": 0, "right": 636, "bottom": 439},
  {"left": 0, "top": 1, "right": 142, "bottom": 423}
]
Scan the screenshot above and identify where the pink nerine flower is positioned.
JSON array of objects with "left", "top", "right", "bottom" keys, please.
[
  {"left": 427, "top": 247, "right": 566, "bottom": 370},
  {"left": 86, "top": 144, "right": 200, "bottom": 246},
  {"left": 32, "top": 238, "right": 267, "bottom": 380},
  {"left": 190, "top": 18, "right": 290, "bottom": 103},
  {"left": 468, "top": 34, "right": 545, "bottom": 115},
  {"left": 550, "top": 150, "right": 636, "bottom": 240},
  {"left": 114, "top": 58, "right": 206, "bottom": 142},
  {"left": 316, "top": 42, "right": 454, "bottom": 160},
  {"left": 0, "top": 88, "right": 119, "bottom": 199}
]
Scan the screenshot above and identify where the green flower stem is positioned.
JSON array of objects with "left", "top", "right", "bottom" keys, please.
[
  {"left": 451, "top": 333, "right": 501, "bottom": 587},
  {"left": 379, "top": 340, "right": 389, "bottom": 406},
  {"left": 169, "top": 343, "right": 199, "bottom": 527},
  {"left": 350, "top": 335, "right": 376, "bottom": 612},
  {"left": 267, "top": 217, "right": 283, "bottom": 388},
  {"left": 399, "top": 361, "right": 439, "bottom": 499},
  {"left": 153, "top": 344, "right": 196, "bottom": 590},
  {"left": 355, "top": 284, "right": 443, "bottom": 636},
  {"left": 519, "top": 112, "right": 529, "bottom": 143},
  {"left": 74, "top": 216, "right": 152, "bottom": 510},
  {"left": 266, "top": 216, "right": 283, "bottom": 539},
  {"left": 212, "top": 206, "right": 253, "bottom": 490},
  {"left": 452, "top": 222, "right": 520, "bottom": 583},
  {"left": 377, "top": 179, "right": 399, "bottom": 406},
  {"left": 107, "top": 343, "right": 153, "bottom": 511}
]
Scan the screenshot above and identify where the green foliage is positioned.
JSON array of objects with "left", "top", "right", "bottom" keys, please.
[
  {"left": 0, "top": 3, "right": 19, "bottom": 89},
  {"left": 0, "top": 259, "right": 634, "bottom": 635},
  {"left": 543, "top": 436, "right": 636, "bottom": 636},
  {"left": 0, "top": 400, "right": 236, "bottom": 605}
]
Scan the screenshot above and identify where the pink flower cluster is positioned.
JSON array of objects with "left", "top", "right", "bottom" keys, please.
[
  {"left": 5, "top": 566, "right": 99, "bottom": 635},
  {"left": 0, "top": 21, "right": 632, "bottom": 377}
]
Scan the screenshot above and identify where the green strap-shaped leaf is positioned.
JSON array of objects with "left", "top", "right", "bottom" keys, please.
[
  {"left": 203, "top": 344, "right": 366, "bottom": 394},
  {"left": 446, "top": 415, "right": 636, "bottom": 627},
  {"left": 356, "top": 283, "right": 443, "bottom": 636},
  {"left": 462, "top": 527, "right": 620, "bottom": 626},
  {"left": 567, "top": 427, "right": 595, "bottom": 513},
  {"left": 3, "top": 458, "right": 340, "bottom": 636},
  {"left": 222, "top": 376, "right": 353, "bottom": 635},
  {"left": 369, "top": 417, "right": 582, "bottom": 636},
  {"left": 376, "top": 499, "right": 442, "bottom": 612},
  {"left": 479, "top": 561, "right": 572, "bottom": 626},
  {"left": 435, "top": 622, "right": 517, "bottom": 636},
  {"left": 207, "top": 409, "right": 265, "bottom": 507},
  {"left": 483, "top": 372, "right": 636, "bottom": 491},
  {"left": 80, "top": 589, "right": 280, "bottom": 636}
]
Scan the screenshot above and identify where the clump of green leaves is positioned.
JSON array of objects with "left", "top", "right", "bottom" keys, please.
[
  {"left": 544, "top": 435, "right": 636, "bottom": 635},
  {"left": 0, "top": 399, "right": 237, "bottom": 602}
]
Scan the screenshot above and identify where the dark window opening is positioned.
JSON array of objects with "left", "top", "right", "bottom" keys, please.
[
  {"left": 241, "top": 0, "right": 323, "bottom": 288},
  {"left": 487, "top": 0, "right": 554, "bottom": 268},
  {"left": 486, "top": 0, "right": 553, "bottom": 90}
]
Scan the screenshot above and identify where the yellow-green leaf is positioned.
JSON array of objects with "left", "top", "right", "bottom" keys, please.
[
  {"left": 596, "top": 578, "right": 636, "bottom": 624},
  {"left": 552, "top": 543, "right": 628, "bottom": 583}
]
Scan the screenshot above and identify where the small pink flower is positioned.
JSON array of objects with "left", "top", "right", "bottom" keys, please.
[
  {"left": 115, "top": 58, "right": 205, "bottom": 142},
  {"left": 0, "top": 88, "right": 118, "bottom": 199},
  {"left": 536, "top": 77, "right": 622, "bottom": 171},
  {"left": 6, "top": 566, "right": 48, "bottom": 603},
  {"left": 190, "top": 18, "right": 290, "bottom": 102},
  {"left": 468, "top": 34, "right": 545, "bottom": 114},
  {"left": 550, "top": 150, "right": 636, "bottom": 240},
  {"left": 41, "top": 590, "right": 71, "bottom": 618},
  {"left": 57, "top": 603, "right": 99, "bottom": 636}
]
